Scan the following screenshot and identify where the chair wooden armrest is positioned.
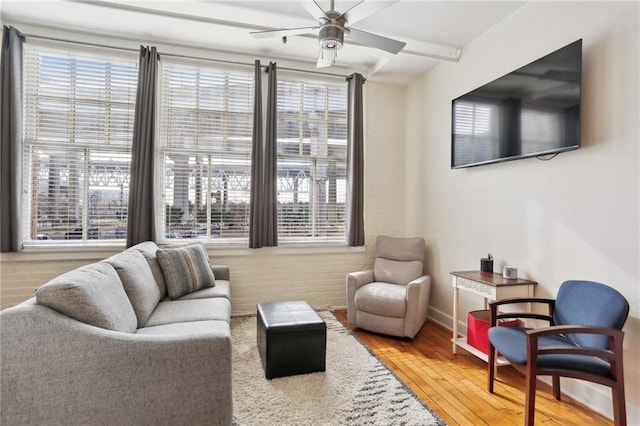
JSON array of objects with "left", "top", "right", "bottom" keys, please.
[
  {"left": 526, "top": 325, "right": 624, "bottom": 360},
  {"left": 489, "top": 297, "right": 556, "bottom": 326}
]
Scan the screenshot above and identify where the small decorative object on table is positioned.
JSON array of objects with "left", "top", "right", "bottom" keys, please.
[
  {"left": 502, "top": 266, "right": 518, "bottom": 279},
  {"left": 480, "top": 253, "right": 494, "bottom": 273}
]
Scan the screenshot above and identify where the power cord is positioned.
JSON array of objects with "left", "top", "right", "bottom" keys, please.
[{"left": 536, "top": 153, "right": 559, "bottom": 161}]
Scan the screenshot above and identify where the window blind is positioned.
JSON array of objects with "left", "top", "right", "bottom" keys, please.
[
  {"left": 521, "top": 107, "right": 562, "bottom": 153},
  {"left": 158, "top": 60, "right": 254, "bottom": 242},
  {"left": 276, "top": 77, "right": 347, "bottom": 242},
  {"left": 453, "top": 101, "right": 500, "bottom": 166},
  {"left": 22, "top": 44, "right": 138, "bottom": 242}
]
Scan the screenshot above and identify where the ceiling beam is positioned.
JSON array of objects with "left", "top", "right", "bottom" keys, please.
[{"left": 67, "top": 0, "right": 461, "bottom": 63}]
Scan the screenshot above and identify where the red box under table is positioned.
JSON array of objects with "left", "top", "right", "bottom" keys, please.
[{"left": 467, "top": 309, "right": 521, "bottom": 355}]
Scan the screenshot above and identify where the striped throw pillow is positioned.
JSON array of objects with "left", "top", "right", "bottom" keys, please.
[{"left": 156, "top": 243, "right": 216, "bottom": 299}]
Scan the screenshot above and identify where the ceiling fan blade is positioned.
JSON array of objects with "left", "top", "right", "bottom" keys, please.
[
  {"left": 339, "top": 0, "right": 398, "bottom": 25},
  {"left": 299, "top": 0, "right": 328, "bottom": 20},
  {"left": 250, "top": 26, "right": 319, "bottom": 39},
  {"left": 346, "top": 27, "right": 406, "bottom": 54}
]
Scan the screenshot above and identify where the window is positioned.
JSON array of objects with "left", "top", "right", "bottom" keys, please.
[
  {"left": 19, "top": 42, "right": 352, "bottom": 247},
  {"left": 158, "top": 60, "right": 253, "bottom": 243},
  {"left": 276, "top": 76, "right": 347, "bottom": 242},
  {"left": 22, "top": 43, "right": 138, "bottom": 243}
]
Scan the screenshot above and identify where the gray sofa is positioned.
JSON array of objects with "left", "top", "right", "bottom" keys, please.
[{"left": 0, "top": 241, "right": 232, "bottom": 426}]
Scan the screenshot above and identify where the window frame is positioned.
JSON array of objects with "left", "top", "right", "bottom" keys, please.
[
  {"left": 275, "top": 73, "right": 348, "bottom": 244},
  {"left": 21, "top": 41, "right": 139, "bottom": 246},
  {"left": 155, "top": 59, "right": 254, "bottom": 245},
  {"left": 17, "top": 41, "right": 353, "bottom": 249}
]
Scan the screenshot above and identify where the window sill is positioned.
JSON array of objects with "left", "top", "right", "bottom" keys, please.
[{"left": 1, "top": 241, "right": 365, "bottom": 262}]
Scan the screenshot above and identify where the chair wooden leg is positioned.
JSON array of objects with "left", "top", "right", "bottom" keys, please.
[
  {"left": 552, "top": 375, "right": 561, "bottom": 400},
  {"left": 612, "top": 384, "right": 627, "bottom": 426},
  {"left": 487, "top": 345, "right": 496, "bottom": 393},
  {"left": 524, "top": 371, "right": 537, "bottom": 426},
  {"left": 612, "top": 348, "right": 627, "bottom": 426}
]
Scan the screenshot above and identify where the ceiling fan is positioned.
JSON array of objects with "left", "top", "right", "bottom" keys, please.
[{"left": 250, "top": 0, "right": 406, "bottom": 68}]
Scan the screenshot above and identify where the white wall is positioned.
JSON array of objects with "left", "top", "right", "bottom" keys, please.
[{"left": 406, "top": 1, "right": 639, "bottom": 421}]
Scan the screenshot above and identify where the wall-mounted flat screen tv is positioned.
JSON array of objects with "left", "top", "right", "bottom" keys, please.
[{"left": 451, "top": 39, "right": 582, "bottom": 169}]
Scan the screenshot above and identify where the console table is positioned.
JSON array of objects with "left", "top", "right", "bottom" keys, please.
[{"left": 450, "top": 270, "right": 537, "bottom": 363}]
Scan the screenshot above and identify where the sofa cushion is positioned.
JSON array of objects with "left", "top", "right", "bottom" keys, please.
[
  {"left": 35, "top": 262, "right": 137, "bottom": 333},
  {"left": 135, "top": 320, "right": 230, "bottom": 337},
  {"left": 156, "top": 243, "right": 216, "bottom": 299},
  {"left": 177, "top": 280, "right": 230, "bottom": 301},
  {"left": 145, "top": 298, "right": 231, "bottom": 327},
  {"left": 129, "top": 241, "right": 168, "bottom": 299},
  {"left": 103, "top": 249, "right": 161, "bottom": 327}
]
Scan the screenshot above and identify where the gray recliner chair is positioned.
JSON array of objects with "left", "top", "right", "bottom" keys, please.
[{"left": 346, "top": 236, "right": 432, "bottom": 338}]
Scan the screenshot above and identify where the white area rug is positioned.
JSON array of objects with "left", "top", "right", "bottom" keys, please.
[{"left": 231, "top": 311, "right": 446, "bottom": 425}]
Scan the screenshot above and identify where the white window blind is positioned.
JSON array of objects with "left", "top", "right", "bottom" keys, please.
[
  {"left": 521, "top": 106, "right": 562, "bottom": 154},
  {"left": 158, "top": 60, "right": 253, "bottom": 242},
  {"left": 453, "top": 100, "right": 500, "bottom": 166},
  {"left": 276, "top": 77, "right": 347, "bottom": 242},
  {"left": 22, "top": 43, "right": 138, "bottom": 243}
]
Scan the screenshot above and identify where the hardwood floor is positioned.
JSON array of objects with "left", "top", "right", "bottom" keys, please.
[{"left": 333, "top": 310, "right": 612, "bottom": 426}]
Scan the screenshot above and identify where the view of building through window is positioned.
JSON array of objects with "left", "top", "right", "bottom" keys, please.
[
  {"left": 22, "top": 45, "right": 138, "bottom": 242},
  {"left": 22, "top": 44, "right": 349, "bottom": 245},
  {"left": 276, "top": 78, "right": 347, "bottom": 242}
]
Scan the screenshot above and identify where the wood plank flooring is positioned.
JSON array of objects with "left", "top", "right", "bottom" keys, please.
[{"left": 333, "top": 310, "right": 612, "bottom": 426}]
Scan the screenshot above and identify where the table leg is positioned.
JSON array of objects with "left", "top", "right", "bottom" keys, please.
[{"left": 452, "top": 282, "right": 459, "bottom": 354}]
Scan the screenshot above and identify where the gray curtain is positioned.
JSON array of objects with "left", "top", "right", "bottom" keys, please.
[
  {"left": 345, "top": 73, "right": 365, "bottom": 247},
  {"left": 262, "top": 62, "right": 278, "bottom": 247},
  {"left": 249, "top": 60, "right": 264, "bottom": 248},
  {"left": 249, "top": 61, "right": 278, "bottom": 248},
  {"left": 126, "top": 46, "right": 158, "bottom": 247},
  {"left": 0, "top": 26, "right": 24, "bottom": 252}
]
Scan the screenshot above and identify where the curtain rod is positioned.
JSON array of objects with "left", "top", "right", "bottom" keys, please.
[{"left": 20, "top": 31, "right": 350, "bottom": 79}]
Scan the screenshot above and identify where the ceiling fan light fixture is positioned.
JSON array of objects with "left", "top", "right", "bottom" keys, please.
[
  {"left": 253, "top": 0, "right": 406, "bottom": 68},
  {"left": 319, "top": 24, "right": 344, "bottom": 51}
]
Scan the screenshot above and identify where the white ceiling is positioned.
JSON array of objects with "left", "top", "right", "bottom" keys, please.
[{"left": 0, "top": 0, "right": 527, "bottom": 85}]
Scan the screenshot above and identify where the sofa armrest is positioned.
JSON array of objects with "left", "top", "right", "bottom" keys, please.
[
  {"left": 211, "top": 264, "right": 230, "bottom": 281},
  {"left": 1, "top": 301, "right": 232, "bottom": 425},
  {"left": 346, "top": 270, "right": 374, "bottom": 324}
]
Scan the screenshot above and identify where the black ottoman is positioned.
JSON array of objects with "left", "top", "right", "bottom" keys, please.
[{"left": 257, "top": 300, "right": 326, "bottom": 379}]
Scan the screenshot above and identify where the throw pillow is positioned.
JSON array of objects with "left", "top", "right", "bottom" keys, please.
[
  {"left": 35, "top": 262, "right": 138, "bottom": 333},
  {"left": 156, "top": 243, "right": 216, "bottom": 299}
]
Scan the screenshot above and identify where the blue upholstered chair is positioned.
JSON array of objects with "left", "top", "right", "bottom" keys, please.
[{"left": 487, "top": 280, "right": 629, "bottom": 426}]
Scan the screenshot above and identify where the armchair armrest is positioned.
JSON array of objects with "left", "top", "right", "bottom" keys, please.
[
  {"left": 346, "top": 269, "right": 374, "bottom": 324},
  {"left": 347, "top": 269, "right": 374, "bottom": 288},
  {"left": 404, "top": 275, "right": 432, "bottom": 337},
  {"left": 489, "top": 297, "right": 556, "bottom": 326},
  {"left": 407, "top": 275, "right": 430, "bottom": 287}
]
